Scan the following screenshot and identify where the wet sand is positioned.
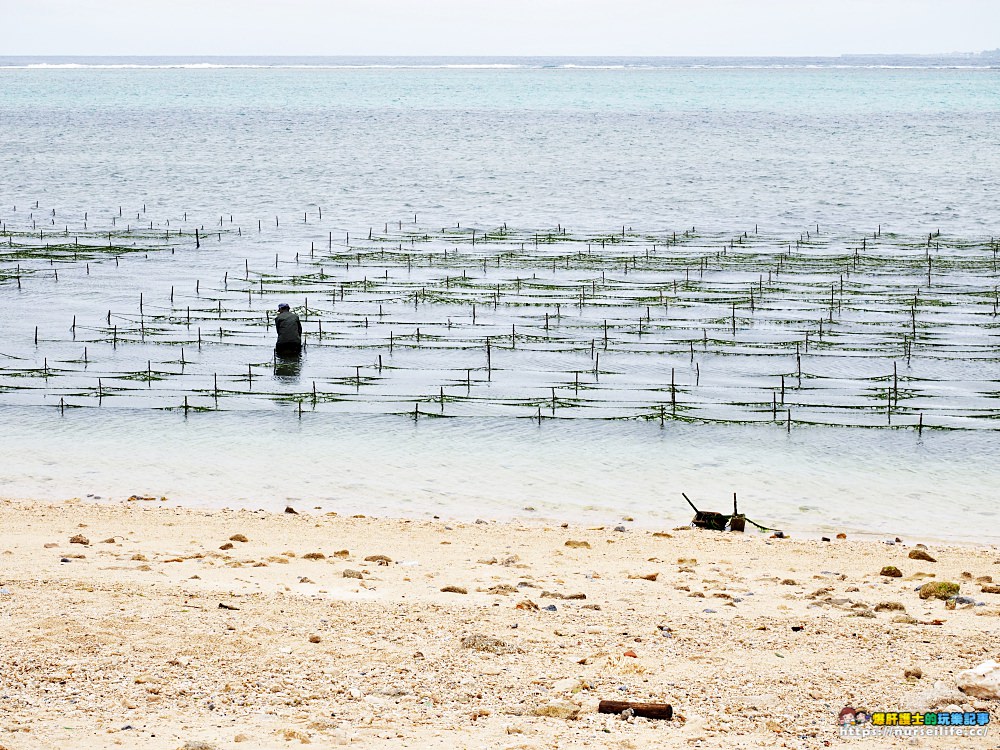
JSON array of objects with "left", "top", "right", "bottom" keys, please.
[{"left": 0, "top": 497, "right": 997, "bottom": 749}]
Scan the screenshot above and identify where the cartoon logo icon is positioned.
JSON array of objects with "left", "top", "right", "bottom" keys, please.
[
  {"left": 854, "top": 709, "right": 870, "bottom": 725},
  {"left": 839, "top": 706, "right": 856, "bottom": 725}
]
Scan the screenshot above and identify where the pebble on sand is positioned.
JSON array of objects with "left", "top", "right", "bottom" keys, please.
[
  {"left": 919, "top": 582, "right": 960, "bottom": 600},
  {"left": 69, "top": 534, "right": 89, "bottom": 545},
  {"left": 908, "top": 549, "right": 937, "bottom": 563},
  {"left": 880, "top": 566, "right": 903, "bottom": 577},
  {"left": 460, "top": 634, "right": 520, "bottom": 654},
  {"left": 532, "top": 702, "right": 580, "bottom": 720},
  {"left": 441, "top": 585, "right": 468, "bottom": 594},
  {"left": 482, "top": 584, "right": 518, "bottom": 595},
  {"left": 956, "top": 660, "right": 1000, "bottom": 700}
]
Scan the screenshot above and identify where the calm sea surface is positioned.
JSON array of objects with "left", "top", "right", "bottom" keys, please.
[{"left": 1, "top": 56, "right": 998, "bottom": 541}]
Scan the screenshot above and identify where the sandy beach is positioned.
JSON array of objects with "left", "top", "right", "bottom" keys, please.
[{"left": 0, "top": 497, "right": 998, "bottom": 749}]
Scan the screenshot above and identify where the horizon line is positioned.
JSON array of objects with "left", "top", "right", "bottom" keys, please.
[{"left": 2, "top": 51, "right": 997, "bottom": 59}]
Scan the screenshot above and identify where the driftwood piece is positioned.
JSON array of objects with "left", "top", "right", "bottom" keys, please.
[{"left": 598, "top": 700, "right": 673, "bottom": 720}]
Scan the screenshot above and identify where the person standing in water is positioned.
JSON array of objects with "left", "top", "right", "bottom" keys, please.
[{"left": 274, "top": 302, "right": 302, "bottom": 357}]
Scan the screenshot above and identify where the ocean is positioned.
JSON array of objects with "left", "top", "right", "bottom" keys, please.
[{"left": 1, "top": 56, "right": 998, "bottom": 541}]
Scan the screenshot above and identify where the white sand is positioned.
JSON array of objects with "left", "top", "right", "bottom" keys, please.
[{"left": 0, "top": 497, "right": 998, "bottom": 749}]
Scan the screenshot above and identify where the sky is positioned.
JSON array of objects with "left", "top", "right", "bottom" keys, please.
[{"left": 5, "top": 0, "right": 999, "bottom": 57}]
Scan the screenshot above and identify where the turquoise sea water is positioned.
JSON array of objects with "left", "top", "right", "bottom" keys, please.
[
  {"left": 1, "top": 57, "right": 998, "bottom": 541},
  {"left": 2, "top": 55, "right": 998, "bottom": 231}
]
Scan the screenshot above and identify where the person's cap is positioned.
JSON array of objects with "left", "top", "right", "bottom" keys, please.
[{"left": 277, "top": 303, "right": 290, "bottom": 311}]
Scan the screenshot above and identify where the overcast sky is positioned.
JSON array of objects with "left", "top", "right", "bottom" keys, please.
[{"left": 6, "top": 0, "right": 999, "bottom": 57}]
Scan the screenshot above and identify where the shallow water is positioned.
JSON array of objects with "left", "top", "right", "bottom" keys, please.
[
  {"left": 2, "top": 224, "right": 997, "bottom": 429},
  {"left": 2, "top": 57, "right": 999, "bottom": 231},
  {"left": 2, "top": 406, "right": 998, "bottom": 544},
  {"left": 1, "top": 57, "right": 999, "bottom": 540}
]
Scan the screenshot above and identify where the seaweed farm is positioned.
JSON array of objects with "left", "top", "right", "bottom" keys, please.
[{"left": 2, "top": 204, "right": 999, "bottom": 431}]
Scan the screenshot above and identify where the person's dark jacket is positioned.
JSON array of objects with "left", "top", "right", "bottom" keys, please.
[{"left": 275, "top": 310, "right": 302, "bottom": 347}]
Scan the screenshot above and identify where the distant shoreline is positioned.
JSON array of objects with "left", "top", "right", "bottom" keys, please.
[{"left": 2, "top": 52, "right": 998, "bottom": 71}]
